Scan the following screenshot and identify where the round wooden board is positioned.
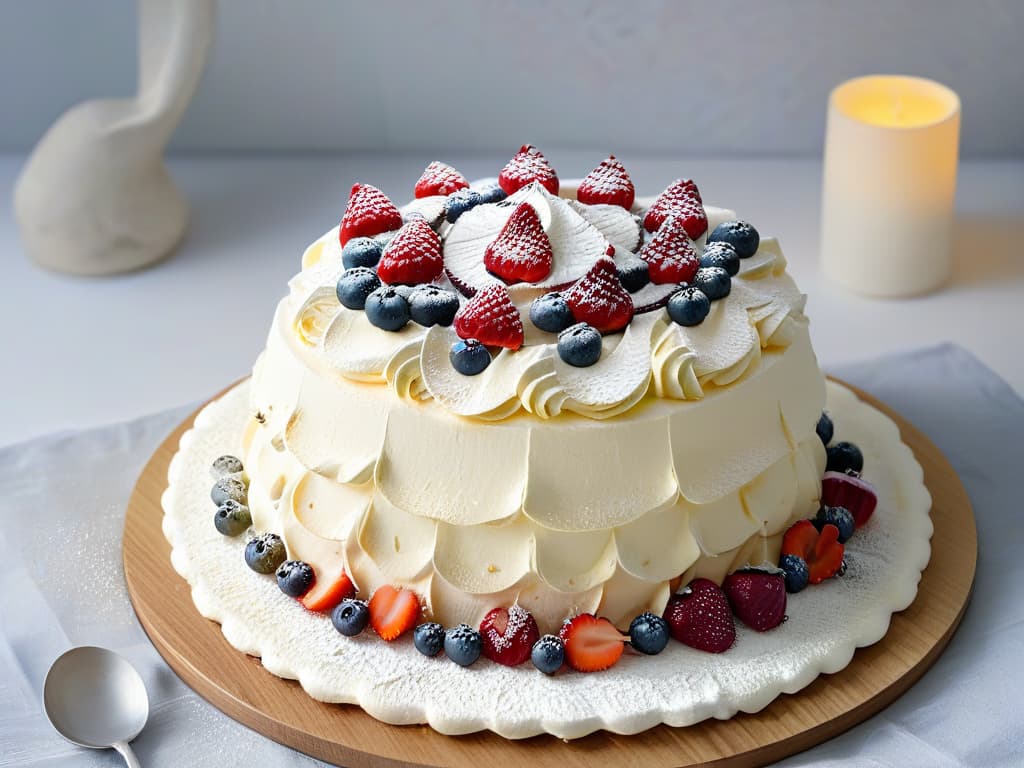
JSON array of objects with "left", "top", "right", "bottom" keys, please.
[{"left": 123, "top": 379, "right": 976, "bottom": 768}]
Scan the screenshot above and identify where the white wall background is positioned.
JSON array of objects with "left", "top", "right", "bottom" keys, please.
[{"left": 1, "top": 0, "right": 1023, "bottom": 157}]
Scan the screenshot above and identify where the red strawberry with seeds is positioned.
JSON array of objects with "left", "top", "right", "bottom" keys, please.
[
  {"left": 639, "top": 217, "right": 700, "bottom": 285},
  {"left": 577, "top": 155, "right": 636, "bottom": 209},
  {"left": 723, "top": 570, "right": 787, "bottom": 632},
  {"left": 376, "top": 219, "right": 444, "bottom": 285},
  {"left": 821, "top": 471, "right": 878, "bottom": 528},
  {"left": 299, "top": 570, "right": 355, "bottom": 613},
  {"left": 643, "top": 178, "right": 707, "bottom": 239},
  {"left": 339, "top": 183, "right": 403, "bottom": 246},
  {"left": 453, "top": 283, "right": 524, "bottom": 349},
  {"left": 781, "top": 520, "right": 844, "bottom": 584},
  {"left": 498, "top": 144, "right": 559, "bottom": 196},
  {"left": 558, "top": 614, "right": 626, "bottom": 672},
  {"left": 484, "top": 202, "right": 553, "bottom": 284},
  {"left": 368, "top": 585, "right": 421, "bottom": 641},
  {"left": 563, "top": 257, "right": 634, "bottom": 333},
  {"left": 414, "top": 161, "right": 469, "bottom": 199},
  {"left": 480, "top": 604, "right": 540, "bottom": 667},
  {"left": 663, "top": 578, "right": 735, "bottom": 653}
]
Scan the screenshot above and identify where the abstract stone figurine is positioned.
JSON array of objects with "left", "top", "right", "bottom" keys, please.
[{"left": 14, "top": 0, "right": 216, "bottom": 275}]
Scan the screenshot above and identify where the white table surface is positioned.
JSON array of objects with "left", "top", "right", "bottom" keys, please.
[{"left": 2, "top": 152, "right": 1022, "bottom": 449}]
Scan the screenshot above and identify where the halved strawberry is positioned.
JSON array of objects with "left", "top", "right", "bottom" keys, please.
[
  {"left": 577, "top": 156, "right": 635, "bottom": 209},
  {"left": 781, "top": 520, "right": 844, "bottom": 584},
  {"left": 453, "top": 283, "right": 524, "bottom": 349},
  {"left": 376, "top": 219, "right": 444, "bottom": 285},
  {"left": 563, "top": 257, "right": 634, "bottom": 333},
  {"left": 480, "top": 604, "right": 540, "bottom": 667},
  {"left": 414, "top": 161, "right": 469, "bottom": 199},
  {"left": 723, "top": 570, "right": 787, "bottom": 632},
  {"left": 558, "top": 614, "right": 626, "bottom": 672},
  {"left": 368, "top": 585, "right": 421, "bottom": 641},
  {"left": 663, "top": 578, "right": 735, "bottom": 653},
  {"left": 639, "top": 217, "right": 700, "bottom": 285},
  {"left": 484, "top": 202, "right": 553, "bottom": 284},
  {"left": 339, "top": 183, "right": 403, "bottom": 246},
  {"left": 498, "top": 144, "right": 559, "bottom": 196},
  {"left": 643, "top": 178, "right": 707, "bottom": 239},
  {"left": 821, "top": 471, "right": 878, "bottom": 528},
  {"left": 299, "top": 570, "right": 355, "bottom": 613}
]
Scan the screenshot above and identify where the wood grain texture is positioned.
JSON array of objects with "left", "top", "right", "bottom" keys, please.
[{"left": 123, "top": 380, "right": 976, "bottom": 768}]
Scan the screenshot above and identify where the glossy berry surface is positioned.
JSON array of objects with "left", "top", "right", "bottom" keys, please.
[
  {"left": 816, "top": 412, "right": 834, "bottom": 446},
  {"left": 341, "top": 236, "right": 384, "bottom": 270},
  {"left": 815, "top": 505, "right": 856, "bottom": 543},
  {"left": 336, "top": 267, "right": 382, "bottom": 310},
  {"left": 214, "top": 499, "right": 251, "bottom": 537},
  {"left": 244, "top": 532, "right": 287, "bottom": 574},
  {"left": 364, "top": 286, "right": 411, "bottom": 331},
  {"left": 779, "top": 554, "right": 810, "bottom": 593},
  {"left": 413, "top": 622, "right": 446, "bottom": 657},
  {"left": 667, "top": 286, "right": 711, "bottom": 326},
  {"left": 444, "top": 623, "right": 483, "bottom": 666},
  {"left": 210, "top": 455, "right": 243, "bottom": 479},
  {"left": 445, "top": 189, "right": 484, "bottom": 223},
  {"left": 700, "top": 241, "right": 740, "bottom": 277},
  {"left": 530, "top": 634, "right": 565, "bottom": 674},
  {"left": 331, "top": 599, "right": 370, "bottom": 637},
  {"left": 529, "top": 292, "right": 575, "bottom": 333},
  {"left": 617, "top": 256, "right": 651, "bottom": 293},
  {"left": 449, "top": 339, "right": 491, "bottom": 376},
  {"left": 557, "top": 323, "right": 602, "bottom": 367},
  {"left": 276, "top": 560, "right": 315, "bottom": 598},
  {"left": 693, "top": 266, "right": 731, "bottom": 301},
  {"left": 477, "top": 184, "right": 507, "bottom": 204},
  {"left": 827, "top": 441, "right": 864, "bottom": 474},
  {"left": 480, "top": 605, "right": 540, "bottom": 667},
  {"left": 211, "top": 475, "right": 247, "bottom": 506},
  {"left": 408, "top": 285, "right": 460, "bottom": 327},
  {"left": 707, "top": 220, "right": 760, "bottom": 258},
  {"left": 628, "top": 612, "right": 670, "bottom": 655}
]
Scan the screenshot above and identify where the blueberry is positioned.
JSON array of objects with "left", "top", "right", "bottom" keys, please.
[
  {"left": 342, "top": 237, "right": 384, "bottom": 270},
  {"left": 693, "top": 266, "right": 731, "bottom": 301},
  {"left": 667, "top": 285, "right": 711, "bottom": 326},
  {"left": 364, "top": 286, "right": 411, "bottom": 331},
  {"left": 211, "top": 475, "right": 247, "bottom": 506},
  {"left": 700, "top": 241, "right": 740, "bottom": 277},
  {"left": 826, "top": 441, "right": 864, "bottom": 474},
  {"left": 816, "top": 412, "right": 834, "bottom": 447},
  {"left": 214, "top": 499, "right": 251, "bottom": 537},
  {"left": 557, "top": 322, "right": 602, "bottom": 367},
  {"left": 444, "top": 623, "right": 483, "bottom": 666},
  {"left": 476, "top": 185, "right": 507, "bottom": 204},
  {"left": 244, "top": 532, "right": 287, "bottom": 574},
  {"left": 446, "top": 189, "right": 484, "bottom": 223},
  {"left": 332, "top": 598, "right": 370, "bottom": 636},
  {"left": 210, "top": 455, "right": 243, "bottom": 479},
  {"left": 336, "top": 267, "right": 382, "bottom": 310},
  {"left": 276, "top": 560, "right": 315, "bottom": 597},
  {"left": 617, "top": 257, "right": 651, "bottom": 293},
  {"left": 779, "top": 554, "right": 809, "bottom": 593},
  {"left": 529, "top": 292, "right": 575, "bottom": 333},
  {"left": 530, "top": 634, "right": 565, "bottom": 674},
  {"left": 408, "top": 285, "right": 460, "bottom": 327},
  {"left": 392, "top": 284, "right": 416, "bottom": 300},
  {"left": 449, "top": 339, "right": 491, "bottom": 376},
  {"left": 707, "top": 220, "right": 760, "bottom": 259},
  {"left": 815, "top": 505, "right": 856, "bottom": 543},
  {"left": 413, "top": 622, "right": 446, "bottom": 657},
  {"left": 628, "top": 612, "right": 670, "bottom": 655}
]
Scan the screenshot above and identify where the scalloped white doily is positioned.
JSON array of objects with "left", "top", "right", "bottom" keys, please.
[{"left": 161, "top": 380, "right": 932, "bottom": 740}]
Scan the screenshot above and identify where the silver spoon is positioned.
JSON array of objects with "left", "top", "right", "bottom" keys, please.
[{"left": 43, "top": 646, "right": 149, "bottom": 767}]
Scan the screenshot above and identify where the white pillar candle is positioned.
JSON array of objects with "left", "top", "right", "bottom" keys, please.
[{"left": 821, "top": 75, "right": 961, "bottom": 297}]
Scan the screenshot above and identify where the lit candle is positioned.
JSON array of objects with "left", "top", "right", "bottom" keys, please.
[{"left": 821, "top": 75, "right": 961, "bottom": 297}]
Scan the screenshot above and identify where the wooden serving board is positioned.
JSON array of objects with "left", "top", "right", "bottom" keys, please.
[{"left": 123, "top": 380, "right": 976, "bottom": 767}]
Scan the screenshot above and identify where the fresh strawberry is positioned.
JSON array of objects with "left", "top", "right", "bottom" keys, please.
[
  {"left": 781, "top": 520, "right": 844, "bottom": 584},
  {"left": 368, "top": 585, "right": 421, "bottom": 641},
  {"left": 453, "top": 283, "right": 524, "bottom": 349},
  {"left": 414, "top": 161, "right": 469, "bottom": 199},
  {"left": 723, "top": 570, "right": 787, "bottom": 632},
  {"left": 339, "top": 183, "right": 403, "bottom": 246},
  {"left": 562, "top": 257, "right": 634, "bottom": 333},
  {"left": 376, "top": 219, "right": 444, "bottom": 285},
  {"left": 643, "top": 178, "right": 707, "bottom": 239},
  {"left": 484, "top": 202, "right": 553, "bottom": 284},
  {"left": 558, "top": 614, "right": 626, "bottom": 672},
  {"left": 498, "top": 144, "right": 559, "bottom": 196},
  {"left": 821, "top": 471, "right": 878, "bottom": 528},
  {"left": 639, "top": 217, "right": 700, "bottom": 285},
  {"left": 577, "top": 155, "right": 635, "bottom": 209},
  {"left": 663, "top": 578, "right": 735, "bottom": 653},
  {"left": 479, "top": 604, "right": 540, "bottom": 667},
  {"left": 299, "top": 570, "right": 355, "bottom": 613}
]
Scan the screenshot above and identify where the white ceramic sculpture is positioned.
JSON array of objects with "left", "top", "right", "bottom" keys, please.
[{"left": 14, "top": 0, "right": 216, "bottom": 276}]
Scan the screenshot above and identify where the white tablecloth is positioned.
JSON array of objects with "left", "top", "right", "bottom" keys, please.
[{"left": 1, "top": 344, "right": 1020, "bottom": 767}]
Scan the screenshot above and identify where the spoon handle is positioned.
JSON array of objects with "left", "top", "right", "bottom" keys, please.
[{"left": 113, "top": 740, "right": 142, "bottom": 768}]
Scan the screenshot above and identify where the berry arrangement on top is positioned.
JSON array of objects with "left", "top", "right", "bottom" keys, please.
[
  {"left": 332, "top": 146, "right": 761, "bottom": 373},
  {"left": 206, "top": 409, "right": 879, "bottom": 675}
]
